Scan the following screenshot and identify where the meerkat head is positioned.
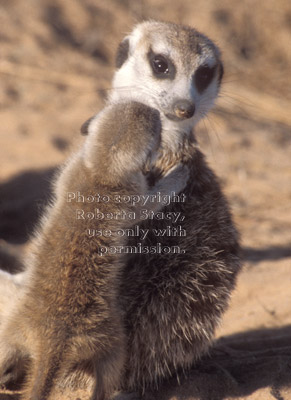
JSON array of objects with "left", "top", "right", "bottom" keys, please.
[
  {"left": 110, "top": 20, "right": 223, "bottom": 148},
  {"left": 81, "top": 102, "right": 162, "bottom": 185}
]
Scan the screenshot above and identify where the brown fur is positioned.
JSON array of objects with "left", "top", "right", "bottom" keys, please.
[
  {"left": 0, "top": 20, "right": 241, "bottom": 398},
  {"left": 60, "top": 21, "right": 241, "bottom": 395},
  {"left": 0, "top": 101, "right": 189, "bottom": 399},
  {"left": 110, "top": 22, "right": 242, "bottom": 393},
  {"left": 120, "top": 136, "right": 241, "bottom": 392}
]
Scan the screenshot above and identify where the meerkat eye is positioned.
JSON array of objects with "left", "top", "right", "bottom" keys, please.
[
  {"left": 194, "top": 64, "right": 215, "bottom": 93},
  {"left": 152, "top": 55, "right": 169, "bottom": 74},
  {"left": 148, "top": 50, "right": 176, "bottom": 80}
]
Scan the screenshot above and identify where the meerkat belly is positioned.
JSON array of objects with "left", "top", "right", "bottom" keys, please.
[{"left": 119, "top": 162, "right": 240, "bottom": 390}]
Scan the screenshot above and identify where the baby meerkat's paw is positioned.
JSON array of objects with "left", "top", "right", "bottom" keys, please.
[
  {"left": 161, "top": 163, "right": 190, "bottom": 194},
  {"left": 146, "top": 163, "right": 189, "bottom": 212}
]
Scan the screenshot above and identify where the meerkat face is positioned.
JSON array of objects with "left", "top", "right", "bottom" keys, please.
[{"left": 110, "top": 21, "right": 223, "bottom": 146}]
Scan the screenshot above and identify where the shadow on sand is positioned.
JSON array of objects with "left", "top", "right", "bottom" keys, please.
[{"left": 135, "top": 325, "right": 291, "bottom": 400}]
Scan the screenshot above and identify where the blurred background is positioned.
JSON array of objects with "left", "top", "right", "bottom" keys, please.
[{"left": 0, "top": 0, "right": 290, "bottom": 399}]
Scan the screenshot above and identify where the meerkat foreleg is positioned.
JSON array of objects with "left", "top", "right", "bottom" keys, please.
[{"left": 0, "top": 341, "right": 26, "bottom": 386}]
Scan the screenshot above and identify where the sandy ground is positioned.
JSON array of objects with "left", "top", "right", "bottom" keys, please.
[{"left": 0, "top": 0, "right": 290, "bottom": 399}]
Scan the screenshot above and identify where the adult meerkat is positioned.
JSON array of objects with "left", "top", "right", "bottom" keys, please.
[
  {"left": 0, "top": 101, "right": 189, "bottom": 399},
  {"left": 108, "top": 21, "right": 241, "bottom": 391}
]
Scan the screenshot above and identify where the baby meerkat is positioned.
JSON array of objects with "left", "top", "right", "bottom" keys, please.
[{"left": 0, "top": 101, "right": 189, "bottom": 399}]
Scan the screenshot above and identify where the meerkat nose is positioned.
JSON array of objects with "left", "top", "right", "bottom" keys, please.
[{"left": 174, "top": 100, "right": 195, "bottom": 119}]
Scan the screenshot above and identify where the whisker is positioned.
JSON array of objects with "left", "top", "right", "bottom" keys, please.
[
  {"left": 200, "top": 114, "right": 226, "bottom": 160},
  {"left": 219, "top": 90, "right": 257, "bottom": 109}
]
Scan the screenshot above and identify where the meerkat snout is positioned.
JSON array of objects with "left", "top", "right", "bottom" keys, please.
[{"left": 172, "top": 99, "right": 195, "bottom": 120}]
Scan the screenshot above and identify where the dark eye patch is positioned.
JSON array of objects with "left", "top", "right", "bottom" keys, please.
[
  {"left": 147, "top": 49, "right": 176, "bottom": 80},
  {"left": 194, "top": 64, "right": 216, "bottom": 93}
]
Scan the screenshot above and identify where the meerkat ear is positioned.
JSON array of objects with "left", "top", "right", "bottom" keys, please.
[
  {"left": 80, "top": 116, "right": 95, "bottom": 135},
  {"left": 115, "top": 38, "right": 130, "bottom": 69}
]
